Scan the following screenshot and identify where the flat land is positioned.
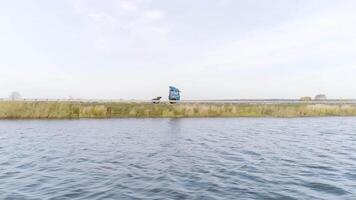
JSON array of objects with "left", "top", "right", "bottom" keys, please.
[{"left": 1, "top": 101, "right": 356, "bottom": 119}]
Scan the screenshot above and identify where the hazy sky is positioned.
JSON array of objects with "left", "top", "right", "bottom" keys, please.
[{"left": 1, "top": 0, "right": 356, "bottom": 100}]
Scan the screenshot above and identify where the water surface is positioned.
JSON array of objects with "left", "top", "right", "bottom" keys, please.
[{"left": 0, "top": 118, "right": 356, "bottom": 199}]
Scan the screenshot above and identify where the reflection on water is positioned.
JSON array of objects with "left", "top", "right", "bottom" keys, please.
[{"left": 0, "top": 118, "right": 356, "bottom": 199}]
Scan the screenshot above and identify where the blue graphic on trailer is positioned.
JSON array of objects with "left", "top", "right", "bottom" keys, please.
[{"left": 169, "top": 86, "right": 181, "bottom": 101}]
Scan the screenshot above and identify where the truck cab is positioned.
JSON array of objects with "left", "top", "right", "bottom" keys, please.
[{"left": 169, "top": 86, "right": 180, "bottom": 101}]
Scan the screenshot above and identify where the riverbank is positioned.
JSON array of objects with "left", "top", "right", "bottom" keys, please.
[{"left": 1, "top": 101, "right": 356, "bottom": 119}]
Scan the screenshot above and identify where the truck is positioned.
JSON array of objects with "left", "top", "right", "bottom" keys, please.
[{"left": 169, "top": 86, "right": 180, "bottom": 103}]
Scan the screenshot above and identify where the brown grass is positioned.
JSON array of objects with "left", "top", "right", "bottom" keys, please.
[{"left": 0, "top": 101, "right": 356, "bottom": 119}]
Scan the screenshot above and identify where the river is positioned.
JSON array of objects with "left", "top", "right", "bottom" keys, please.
[{"left": 0, "top": 118, "right": 355, "bottom": 199}]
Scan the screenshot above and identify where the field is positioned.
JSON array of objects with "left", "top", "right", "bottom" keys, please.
[{"left": 1, "top": 101, "right": 356, "bottom": 119}]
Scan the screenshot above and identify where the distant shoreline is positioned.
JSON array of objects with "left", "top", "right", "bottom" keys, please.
[{"left": 1, "top": 101, "right": 356, "bottom": 119}]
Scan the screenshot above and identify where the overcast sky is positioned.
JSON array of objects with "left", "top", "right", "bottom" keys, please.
[{"left": 1, "top": 0, "right": 355, "bottom": 100}]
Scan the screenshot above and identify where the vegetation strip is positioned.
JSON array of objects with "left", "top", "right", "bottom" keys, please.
[{"left": 1, "top": 101, "right": 356, "bottom": 119}]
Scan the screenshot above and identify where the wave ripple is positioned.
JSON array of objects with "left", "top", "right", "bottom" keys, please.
[{"left": 0, "top": 118, "right": 356, "bottom": 199}]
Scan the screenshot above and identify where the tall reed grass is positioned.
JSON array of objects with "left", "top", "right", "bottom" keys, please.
[{"left": 0, "top": 101, "right": 356, "bottom": 119}]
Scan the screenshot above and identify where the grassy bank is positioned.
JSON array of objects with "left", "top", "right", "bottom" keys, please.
[{"left": 0, "top": 101, "right": 356, "bottom": 119}]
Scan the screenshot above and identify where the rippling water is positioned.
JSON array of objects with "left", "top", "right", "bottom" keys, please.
[{"left": 1, "top": 118, "right": 356, "bottom": 199}]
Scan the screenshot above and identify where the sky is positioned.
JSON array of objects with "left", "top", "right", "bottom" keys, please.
[{"left": 0, "top": 0, "right": 356, "bottom": 100}]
